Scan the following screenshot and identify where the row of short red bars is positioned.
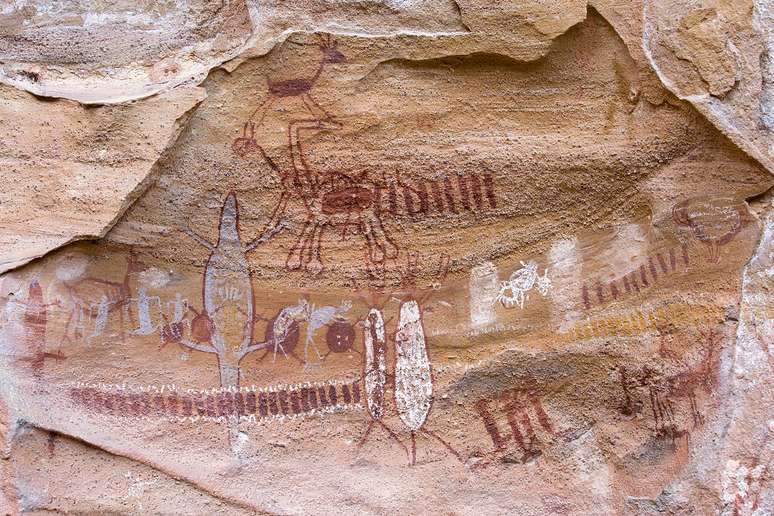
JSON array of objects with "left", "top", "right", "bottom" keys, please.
[
  {"left": 376, "top": 173, "right": 497, "bottom": 216},
  {"left": 69, "top": 381, "right": 362, "bottom": 419},
  {"left": 582, "top": 244, "right": 690, "bottom": 309}
]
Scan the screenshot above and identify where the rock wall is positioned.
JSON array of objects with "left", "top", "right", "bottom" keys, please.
[{"left": 0, "top": 2, "right": 772, "bottom": 514}]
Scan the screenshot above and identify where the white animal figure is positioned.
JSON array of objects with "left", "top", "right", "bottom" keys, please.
[
  {"left": 267, "top": 298, "right": 310, "bottom": 362},
  {"left": 304, "top": 300, "right": 352, "bottom": 367},
  {"left": 495, "top": 260, "right": 551, "bottom": 309}
]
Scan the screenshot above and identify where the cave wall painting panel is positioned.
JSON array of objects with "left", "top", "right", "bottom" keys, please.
[{"left": 1, "top": 12, "right": 773, "bottom": 514}]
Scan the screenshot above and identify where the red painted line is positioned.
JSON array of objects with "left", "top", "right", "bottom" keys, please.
[
  {"left": 328, "top": 385, "right": 338, "bottom": 405},
  {"left": 290, "top": 390, "right": 302, "bottom": 414},
  {"left": 640, "top": 265, "right": 650, "bottom": 287},
  {"left": 277, "top": 390, "right": 289, "bottom": 415},
  {"left": 443, "top": 178, "right": 457, "bottom": 213},
  {"left": 483, "top": 174, "right": 497, "bottom": 208},
  {"left": 342, "top": 384, "right": 352, "bottom": 404},
  {"left": 351, "top": 382, "right": 361, "bottom": 404},
  {"left": 430, "top": 180, "right": 444, "bottom": 213},
  {"left": 458, "top": 175, "right": 471, "bottom": 211}
]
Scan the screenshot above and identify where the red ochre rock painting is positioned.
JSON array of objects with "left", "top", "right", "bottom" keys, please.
[
  {"left": 69, "top": 380, "right": 362, "bottom": 421},
  {"left": 3, "top": 10, "right": 774, "bottom": 515}
]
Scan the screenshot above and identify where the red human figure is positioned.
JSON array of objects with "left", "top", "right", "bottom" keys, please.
[{"left": 17, "top": 281, "right": 62, "bottom": 379}]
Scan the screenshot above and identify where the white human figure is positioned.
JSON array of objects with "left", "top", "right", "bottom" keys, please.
[{"left": 132, "top": 287, "right": 161, "bottom": 335}]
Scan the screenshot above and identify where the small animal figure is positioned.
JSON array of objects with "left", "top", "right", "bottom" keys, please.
[
  {"left": 495, "top": 260, "right": 551, "bottom": 309},
  {"left": 62, "top": 250, "right": 146, "bottom": 342},
  {"left": 304, "top": 300, "right": 352, "bottom": 365},
  {"left": 261, "top": 299, "right": 310, "bottom": 363}
]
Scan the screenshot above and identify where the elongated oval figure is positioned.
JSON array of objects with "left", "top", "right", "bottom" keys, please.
[
  {"left": 364, "top": 308, "right": 387, "bottom": 420},
  {"left": 357, "top": 307, "right": 406, "bottom": 456},
  {"left": 394, "top": 300, "right": 432, "bottom": 433},
  {"left": 22, "top": 281, "right": 48, "bottom": 379}
]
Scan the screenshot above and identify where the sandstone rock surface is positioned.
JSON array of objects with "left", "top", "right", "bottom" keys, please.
[{"left": 0, "top": 2, "right": 772, "bottom": 515}]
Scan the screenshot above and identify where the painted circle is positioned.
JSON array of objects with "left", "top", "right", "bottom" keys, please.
[{"left": 326, "top": 319, "right": 355, "bottom": 353}]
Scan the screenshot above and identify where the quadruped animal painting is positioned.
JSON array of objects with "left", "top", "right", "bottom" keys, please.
[{"left": 2, "top": 19, "right": 773, "bottom": 515}]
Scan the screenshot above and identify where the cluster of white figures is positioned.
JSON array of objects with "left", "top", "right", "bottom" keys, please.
[{"left": 495, "top": 260, "right": 552, "bottom": 309}]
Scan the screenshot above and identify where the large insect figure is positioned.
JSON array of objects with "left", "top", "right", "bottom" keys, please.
[
  {"left": 357, "top": 307, "right": 407, "bottom": 455},
  {"left": 356, "top": 253, "right": 463, "bottom": 466}
]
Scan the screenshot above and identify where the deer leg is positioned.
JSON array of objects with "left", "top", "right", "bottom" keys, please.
[
  {"left": 305, "top": 222, "right": 325, "bottom": 274},
  {"left": 302, "top": 93, "right": 338, "bottom": 125},
  {"left": 126, "top": 296, "right": 137, "bottom": 329},
  {"left": 125, "top": 300, "right": 135, "bottom": 336},
  {"left": 362, "top": 210, "right": 398, "bottom": 262},
  {"left": 248, "top": 96, "right": 275, "bottom": 127},
  {"left": 286, "top": 217, "right": 315, "bottom": 270},
  {"left": 118, "top": 305, "right": 126, "bottom": 343}
]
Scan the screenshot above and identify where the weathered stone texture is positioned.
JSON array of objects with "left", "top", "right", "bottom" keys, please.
[{"left": 0, "top": 2, "right": 772, "bottom": 515}]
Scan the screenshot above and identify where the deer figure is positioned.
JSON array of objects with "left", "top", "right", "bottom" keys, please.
[
  {"left": 660, "top": 329, "right": 722, "bottom": 428},
  {"left": 283, "top": 118, "right": 399, "bottom": 273},
  {"left": 622, "top": 329, "right": 723, "bottom": 439},
  {"left": 232, "top": 33, "right": 345, "bottom": 148},
  {"left": 62, "top": 250, "right": 145, "bottom": 342}
]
